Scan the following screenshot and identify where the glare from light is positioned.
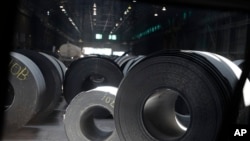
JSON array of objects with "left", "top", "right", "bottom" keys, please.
[
  {"left": 124, "top": 11, "right": 127, "bottom": 15},
  {"left": 115, "top": 23, "right": 119, "bottom": 27},
  {"left": 47, "top": 11, "right": 50, "bottom": 16},
  {"left": 91, "top": 86, "right": 118, "bottom": 95},
  {"left": 83, "top": 47, "right": 112, "bottom": 56},
  {"left": 61, "top": 8, "right": 65, "bottom": 12},
  {"left": 68, "top": 17, "right": 72, "bottom": 22},
  {"left": 133, "top": 0, "right": 136, "bottom": 2},
  {"left": 93, "top": 3, "right": 96, "bottom": 8},
  {"left": 120, "top": 17, "right": 123, "bottom": 21},
  {"left": 128, "top": 5, "right": 132, "bottom": 9},
  {"left": 93, "top": 11, "right": 97, "bottom": 15},
  {"left": 154, "top": 13, "right": 158, "bottom": 16},
  {"left": 162, "top": 6, "right": 167, "bottom": 11},
  {"left": 113, "top": 51, "right": 125, "bottom": 56},
  {"left": 175, "top": 115, "right": 188, "bottom": 131},
  {"left": 59, "top": 5, "right": 63, "bottom": 9}
]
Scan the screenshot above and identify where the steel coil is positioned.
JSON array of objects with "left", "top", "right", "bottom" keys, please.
[
  {"left": 114, "top": 50, "right": 250, "bottom": 141},
  {"left": 16, "top": 49, "right": 62, "bottom": 122},
  {"left": 4, "top": 52, "right": 46, "bottom": 133},
  {"left": 63, "top": 56, "right": 123, "bottom": 103},
  {"left": 64, "top": 86, "right": 119, "bottom": 141}
]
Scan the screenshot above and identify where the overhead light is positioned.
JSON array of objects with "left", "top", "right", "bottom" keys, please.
[
  {"left": 47, "top": 11, "right": 50, "bottom": 16},
  {"left": 154, "top": 12, "right": 158, "bottom": 16},
  {"left": 162, "top": 6, "right": 167, "bottom": 11},
  {"left": 124, "top": 11, "right": 127, "bottom": 15},
  {"left": 128, "top": 5, "right": 132, "bottom": 9},
  {"left": 120, "top": 17, "right": 123, "bottom": 21},
  {"left": 116, "top": 23, "right": 119, "bottom": 27},
  {"left": 59, "top": 5, "right": 63, "bottom": 9},
  {"left": 93, "top": 11, "right": 97, "bottom": 15},
  {"left": 61, "top": 8, "right": 65, "bottom": 12},
  {"left": 93, "top": 3, "right": 96, "bottom": 8},
  {"left": 133, "top": 0, "right": 136, "bottom": 2},
  {"left": 93, "top": 7, "right": 97, "bottom": 11}
]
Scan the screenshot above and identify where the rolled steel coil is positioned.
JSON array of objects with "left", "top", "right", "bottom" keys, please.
[
  {"left": 63, "top": 56, "right": 123, "bottom": 103},
  {"left": 16, "top": 49, "right": 62, "bottom": 122},
  {"left": 4, "top": 52, "right": 46, "bottom": 133},
  {"left": 114, "top": 50, "right": 250, "bottom": 141},
  {"left": 64, "top": 86, "right": 119, "bottom": 141}
]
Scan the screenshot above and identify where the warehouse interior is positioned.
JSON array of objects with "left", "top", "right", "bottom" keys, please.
[
  {"left": 1, "top": 0, "right": 250, "bottom": 140},
  {"left": 9, "top": 0, "right": 250, "bottom": 60}
]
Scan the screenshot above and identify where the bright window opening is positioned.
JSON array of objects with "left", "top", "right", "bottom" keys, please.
[
  {"left": 95, "top": 34, "right": 103, "bottom": 40},
  {"left": 108, "top": 34, "right": 117, "bottom": 40},
  {"left": 83, "top": 47, "right": 112, "bottom": 56}
]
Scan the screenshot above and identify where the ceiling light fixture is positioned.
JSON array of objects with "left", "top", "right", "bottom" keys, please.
[
  {"left": 162, "top": 6, "right": 167, "bottom": 11},
  {"left": 128, "top": 5, "right": 132, "bottom": 9},
  {"left": 154, "top": 12, "right": 158, "bottom": 16},
  {"left": 59, "top": 5, "right": 63, "bottom": 9},
  {"left": 133, "top": 0, "right": 136, "bottom": 3},
  {"left": 93, "top": 3, "right": 96, "bottom": 8}
]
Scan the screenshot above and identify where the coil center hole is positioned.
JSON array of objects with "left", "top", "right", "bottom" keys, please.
[
  {"left": 90, "top": 74, "right": 105, "bottom": 84},
  {"left": 80, "top": 106, "right": 114, "bottom": 140},
  {"left": 143, "top": 88, "right": 191, "bottom": 140}
]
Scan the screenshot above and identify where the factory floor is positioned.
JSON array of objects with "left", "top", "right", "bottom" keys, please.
[{"left": 1, "top": 97, "right": 69, "bottom": 141}]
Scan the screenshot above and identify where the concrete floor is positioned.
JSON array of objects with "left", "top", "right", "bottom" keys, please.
[
  {"left": 1, "top": 96, "right": 116, "bottom": 141},
  {"left": 1, "top": 97, "right": 69, "bottom": 141}
]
